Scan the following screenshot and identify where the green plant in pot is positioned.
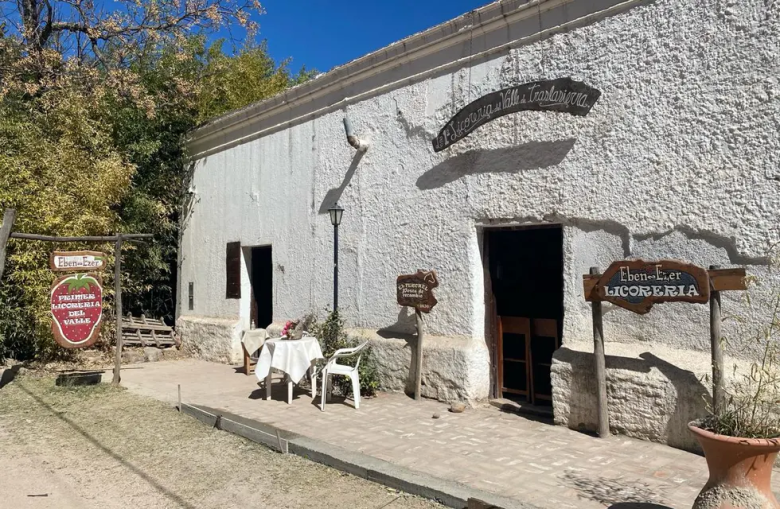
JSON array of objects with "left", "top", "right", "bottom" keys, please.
[{"left": 689, "top": 293, "right": 780, "bottom": 509}]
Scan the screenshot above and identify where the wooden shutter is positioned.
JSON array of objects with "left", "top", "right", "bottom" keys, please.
[{"left": 225, "top": 242, "right": 241, "bottom": 299}]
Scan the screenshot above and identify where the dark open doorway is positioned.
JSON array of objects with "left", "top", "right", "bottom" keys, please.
[
  {"left": 250, "top": 246, "right": 273, "bottom": 328},
  {"left": 485, "top": 225, "right": 564, "bottom": 406}
]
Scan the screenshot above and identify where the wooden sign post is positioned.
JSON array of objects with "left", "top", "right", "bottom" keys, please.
[
  {"left": 0, "top": 209, "right": 16, "bottom": 281},
  {"left": 589, "top": 267, "right": 609, "bottom": 438},
  {"left": 8, "top": 231, "right": 153, "bottom": 384},
  {"left": 397, "top": 270, "right": 439, "bottom": 400},
  {"left": 583, "top": 259, "right": 747, "bottom": 438}
]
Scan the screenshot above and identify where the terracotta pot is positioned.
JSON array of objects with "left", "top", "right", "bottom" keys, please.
[{"left": 689, "top": 423, "right": 780, "bottom": 509}]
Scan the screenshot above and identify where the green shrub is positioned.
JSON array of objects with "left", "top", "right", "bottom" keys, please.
[{"left": 311, "top": 309, "right": 379, "bottom": 398}]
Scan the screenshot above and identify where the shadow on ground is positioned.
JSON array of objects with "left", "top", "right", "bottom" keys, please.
[
  {"left": 608, "top": 504, "right": 674, "bottom": 509},
  {"left": 563, "top": 470, "right": 672, "bottom": 508},
  {"left": 15, "top": 381, "right": 197, "bottom": 509}
]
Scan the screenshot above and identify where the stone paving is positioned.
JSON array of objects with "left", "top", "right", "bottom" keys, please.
[{"left": 119, "top": 359, "right": 780, "bottom": 509}]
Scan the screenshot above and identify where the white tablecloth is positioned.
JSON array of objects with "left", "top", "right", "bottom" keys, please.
[
  {"left": 255, "top": 337, "right": 324, "bottom": 384},
  {"left": 242, "top": 328, "right": 268, "bottom": 356}
]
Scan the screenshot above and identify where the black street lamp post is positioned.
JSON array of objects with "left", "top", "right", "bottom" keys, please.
[{"left": 328, "top": 203, "right": 344, "bottom": 311}]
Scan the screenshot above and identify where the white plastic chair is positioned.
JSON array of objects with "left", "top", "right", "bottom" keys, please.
[{"left": 319, "top": 341, "right": 369, "bottom": 411}]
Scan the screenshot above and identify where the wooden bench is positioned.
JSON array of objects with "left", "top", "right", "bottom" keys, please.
[{"left": 122, "top": 314, "right": 178, "bottom": 348}]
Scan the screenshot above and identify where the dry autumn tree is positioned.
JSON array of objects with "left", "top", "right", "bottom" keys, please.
[{"left": 0, "top": 0, "right": 263, "bottom": 112}]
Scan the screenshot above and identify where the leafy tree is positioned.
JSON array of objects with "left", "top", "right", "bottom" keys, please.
[{"left": 0, "top": 1, "right": 313, "bottom": 359}]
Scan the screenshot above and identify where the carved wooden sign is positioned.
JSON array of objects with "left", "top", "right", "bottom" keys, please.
[
  {"left": 50, "top": 273, "right": 103, "bottom": 349},
  {"left": 397, "top": 270, "right": 439, "bottom": 313},
  {"left": 50, "top": 250, "right": 106, "bottom": 272},
  {"left": 596, "top": 260, "right": 710, "bottom": 314},
  {"left": 432, "top": 77, "right": 601, "bottom": 152}
]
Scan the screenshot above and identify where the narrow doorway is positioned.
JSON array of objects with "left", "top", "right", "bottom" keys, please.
[
  {"left": 486, "top": 226, "right": 564, "bottom": 406},
  {"left": 250, "top": 246, "right": 273, "bottom": 328}
]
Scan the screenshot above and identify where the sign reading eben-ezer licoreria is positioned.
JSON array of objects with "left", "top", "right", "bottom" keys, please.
[
  {"left": 596, "top": 260, "right": 710, "bottom": 314},
  {"left": 50, "top": 273, "right": 103, "bottom": 349},
  {"left": 50, "top": 250, "right": 106, "bottom": 272},
  {"left": 432, "top": 77, "right": 601, "bottom": 152},
  {"left": 397, "top": 270, "right": 439, "bottom": 313}
]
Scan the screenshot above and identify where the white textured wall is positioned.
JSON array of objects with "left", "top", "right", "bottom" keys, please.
[{"left": 179, "top": 0, "right": 780, "bottom": 405}]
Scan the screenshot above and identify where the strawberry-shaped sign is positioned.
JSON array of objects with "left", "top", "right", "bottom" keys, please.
[{"left": 50, "top": 273, "right": 103, "bottom": 349}]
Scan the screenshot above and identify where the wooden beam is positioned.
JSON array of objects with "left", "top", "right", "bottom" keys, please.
[
  {"left": 710, "top": 265, "right": 725, "bottom": 415},
  {"left": 0, "top": 209, "right": 17, "bottom": 281},
  {"left": 11, "top": 233, "right": 152, "bottom": 242},
  {"left": 590, "top": 267, "right": 609, "bottom": 438},
  {"left": 415, "top": 308, "right": 424, "bottom": 401},
  {"left": 112, "top": 236, "right": 123, "bottom": 384},
  {"left": 582, "top": 274, "right": 599, "bottom": 301},
  {"left": 709, "top": 268, "right": 747, "bottom": 291}
]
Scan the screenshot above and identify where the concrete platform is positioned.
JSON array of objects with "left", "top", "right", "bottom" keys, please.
[{"left": 117, "top": 359, "right": 780, "bottom": 509}]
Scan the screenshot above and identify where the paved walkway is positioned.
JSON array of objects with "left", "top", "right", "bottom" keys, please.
[{"left": 119, "top": 359, "right": 780, "bottom": 509}]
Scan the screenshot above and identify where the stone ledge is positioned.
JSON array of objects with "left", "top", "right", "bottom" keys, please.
[
  {"left": 347, "top": 328, "right": 491, "bottom": 403},
  {"left": 551, "top": 341, "right": 756, "bottom": 453}
]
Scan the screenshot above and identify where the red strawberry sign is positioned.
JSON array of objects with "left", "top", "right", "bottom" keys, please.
[{"left": 50, "top": 273, "right": 103, "bottom": 349}]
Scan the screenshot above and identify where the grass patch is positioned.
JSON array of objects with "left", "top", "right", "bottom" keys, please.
[{"left": 0, "top": 372, "right": 442, "bottom": 508}]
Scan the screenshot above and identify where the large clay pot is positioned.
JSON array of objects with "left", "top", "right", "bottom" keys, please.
[{"left": 689, "top": 423, "right": 780, "bottom": 509}]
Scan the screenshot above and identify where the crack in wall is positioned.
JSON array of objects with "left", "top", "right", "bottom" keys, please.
[{"left": 633, "top": 226, "right": 771, "bottom": 265}]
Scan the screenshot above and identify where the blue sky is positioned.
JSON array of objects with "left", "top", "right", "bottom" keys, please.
[{"left": 256, "top": 0, "right": 491, "bottom": 73}]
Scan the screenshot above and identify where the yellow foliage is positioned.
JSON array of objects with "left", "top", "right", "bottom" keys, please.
[{"left": 0, "top": 90, "right": 134, "bottom": 355}]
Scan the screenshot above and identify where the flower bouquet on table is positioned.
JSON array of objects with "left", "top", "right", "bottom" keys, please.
[{"left": 280, "top": 320, "right": 295, "bottom": 339}]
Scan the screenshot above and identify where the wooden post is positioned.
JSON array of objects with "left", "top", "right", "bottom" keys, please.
[
  {"left": 710, "top": 264, "right": 724, "bottom": 415},
  {"left": 177, "top": 384, "right": 182, "bottom": 412},
  {"left": 0, "top": 209, "right": 17, "bottom": 281},
  {"left": 415, "top": 308, "right": 424, "bottom": 401},
  {"left": 590, "top": 267, "right": 609, "bottom": 438},
  {"left": 112, "top": 235, "right": 123, "bottom": 384}
]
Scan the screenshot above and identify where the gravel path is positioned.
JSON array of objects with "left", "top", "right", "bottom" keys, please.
[{"left": 0, "top": 374, "right": 443, "bottom": 509}]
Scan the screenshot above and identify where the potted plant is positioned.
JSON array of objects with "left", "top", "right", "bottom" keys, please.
[{"left": 689, "top": 294, "right": 780, "bottom": 509}]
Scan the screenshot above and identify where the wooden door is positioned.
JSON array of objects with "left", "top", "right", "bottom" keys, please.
[
  {"left": 499, "top": 316, "right": 560, "bottom": 404},
  {"left": 498, "top": 317, "right": 531, "bottom": 400}
]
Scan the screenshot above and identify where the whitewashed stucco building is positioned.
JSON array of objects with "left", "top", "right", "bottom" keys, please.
[{"left": 178, "top": 0, "right": 780, "bottom": 452}]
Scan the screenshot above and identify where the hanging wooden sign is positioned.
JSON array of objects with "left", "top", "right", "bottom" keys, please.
[
  {"left": 397, "top": 270, "right": 439, "bottom": 313},
  {"left": 432, "top": 77, "right": 601, "bottom": 152},
  {"left": 50, "top": 250, "right": 106, "bottom": 272},
  {"left": 50, "top": 273, "right": 103, "bottom": 349},
  {"left": 595, "top": 260, "right": 710, "bottom": 314}
]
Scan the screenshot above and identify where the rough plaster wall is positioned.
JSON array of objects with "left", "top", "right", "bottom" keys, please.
[
  {"left": 350, "top": 329, "right": 490, "bottom": 401},
  {"left": 177, "top": 316, "right": 242, "bottom": 364},
  {"left": 178, "top": 0, "right": 780, "bottom": 406}
]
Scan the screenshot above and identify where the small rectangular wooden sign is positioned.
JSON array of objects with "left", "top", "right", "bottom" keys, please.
[
  {"left": 50, "top": 251, "right": 106, "bottom": 272},
  {"left": 595, "top": 259, "right": 710, "bottom": 314}
]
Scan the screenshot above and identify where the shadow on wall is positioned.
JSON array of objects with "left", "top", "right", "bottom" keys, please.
[
  {"left": 318, "top": 150, "right": 366, "bottom": 214},
  {"left": 416, "top": 138, "right": 577, "bottom": 190},
  {"left": 378, "top": 307, "right": 418, "bottom": 336},
  {"left": 553, "top": 347, "right": 710, "bottom": 452}
]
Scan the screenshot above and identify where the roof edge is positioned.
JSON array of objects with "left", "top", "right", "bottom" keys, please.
[{"left": 187, "top": 0, "right": 541, "bottom": 144}]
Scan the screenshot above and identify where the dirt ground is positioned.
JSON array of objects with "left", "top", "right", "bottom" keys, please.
[{"left": 0, "top": 373, "right": 443, "bottom": 509}]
